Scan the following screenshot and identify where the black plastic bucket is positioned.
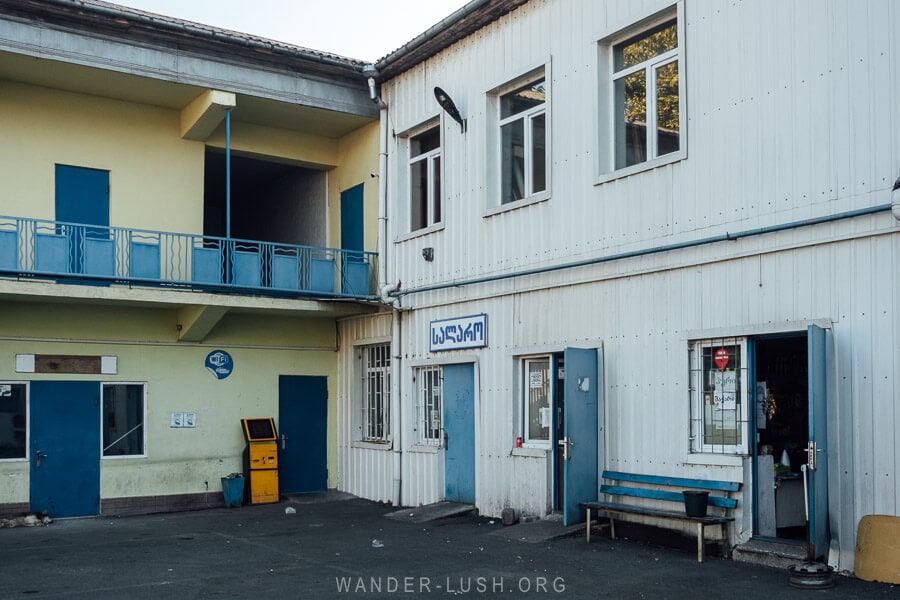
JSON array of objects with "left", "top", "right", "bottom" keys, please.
[{"left": 683, "top": 491, "right": 709, "bottom": 517}]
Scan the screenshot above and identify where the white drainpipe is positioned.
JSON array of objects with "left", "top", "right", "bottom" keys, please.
[{"left": 372, "top": 91, "right": 403, "bottom": 507}]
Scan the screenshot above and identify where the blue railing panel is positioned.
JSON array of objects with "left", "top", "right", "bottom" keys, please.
[{"left": 0, "top": 215, "right": 376, "bottom": 300}]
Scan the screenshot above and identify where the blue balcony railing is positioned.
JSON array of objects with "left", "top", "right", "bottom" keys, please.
[{"left": 0, "top": 216, "right": 376, "bottom": 299}]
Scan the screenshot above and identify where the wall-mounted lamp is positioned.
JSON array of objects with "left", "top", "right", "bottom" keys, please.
[
  {"left": 422, "top": 247, "right": 434, "bottom": 262},
  {"left": 434, "top": 86, "right": 466, "bottom": 133}
]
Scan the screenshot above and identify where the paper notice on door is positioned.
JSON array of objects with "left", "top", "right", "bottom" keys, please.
[
  {"left": 540, "top": 407, "right": 551, "bottom": 428},
  {"left": 529, "top": 371, "right": 544, "bottom": 388}
]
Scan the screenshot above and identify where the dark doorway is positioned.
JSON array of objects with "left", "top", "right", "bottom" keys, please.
[
  {"left": 754, "top": 335, "right": 808, "bottom": 541},
  {"left": 203, "top": 149, "right": 326, "bottom": 246}
]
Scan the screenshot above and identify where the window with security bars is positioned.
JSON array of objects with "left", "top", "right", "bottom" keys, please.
[
  {"left": 688, "top": 338, "right": 748, "bottom": 454},
  {"left": 415, "top": 366, "right": 442, "bottom": 446},
  {"left": 362, "top": 343, "right": 391, "bottom": 441}
]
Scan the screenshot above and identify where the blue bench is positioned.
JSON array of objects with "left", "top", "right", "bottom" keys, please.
[{"left": 581, "top": 470, "right": 741, "bottom": 563}]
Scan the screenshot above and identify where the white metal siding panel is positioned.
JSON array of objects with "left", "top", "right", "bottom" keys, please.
[
  {"left": 336, "top": 314, "right": 394, "bottom": 502},
  {"left": 378, "top": 0, "right": 900, "bottom": 571}
]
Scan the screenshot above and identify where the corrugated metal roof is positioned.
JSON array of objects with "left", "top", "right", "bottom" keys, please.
[
  {"left": 0, "top": 0, "right": 368, "bottom": 80},
  {"left": 374, "top": 0, "right": 530, "bottom": 81}
]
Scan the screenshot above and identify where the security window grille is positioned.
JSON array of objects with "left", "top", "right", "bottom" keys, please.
[
  {"left": 0, "top": 383, "right": 27, "bottom": 460},
  {"left": 102, "top": 383, "right": 145, "bottom": 457},
  {"left": 499, "top": 74, "right": 547, "bottom": 203},
  {"left": 416, "top": 366, "right": 442, "bottom": 446},
  {"left": 363, "top": 344, "right": 391, "bottom": 441},
  {"left": 689, "top": 338, "right": 748, "bottom": 454},
  {"left": 524, "top": 356, "right": 551, "bottom": 446},
  {"left": 612, "top": 18, "right": 680, "bottom": 169},
  {"left": 410, "top": 126, "right": 441, "bottom": 231}
]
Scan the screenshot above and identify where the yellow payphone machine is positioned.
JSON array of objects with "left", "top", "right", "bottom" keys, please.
[{"left": 240, "top": 418, "right": 279, "bottom": 504}]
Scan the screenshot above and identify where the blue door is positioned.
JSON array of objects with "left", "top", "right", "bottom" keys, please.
[
  {"left": 562, "top": 347, "right": 599, "bottom": 526},
  {"left": 340, "top": 184, "right": 368, "bottom": 295},
  {"left": 30, "top": 381, "right": 101, "bottom": 518},
  {"left": 807, "top": 324, "right": 829, "bottom": 559},
  {"left": 278, "top": 376, "right": 327, "bottom": 493},
  {"left": 340, "top": 184, "right": 364, "bottom": 253},
  {"left": 443, "top": 364, "right": 475, "bottom": 504},
  {"left": 54, "top": 165, "right": 111, "bottom": 277}
]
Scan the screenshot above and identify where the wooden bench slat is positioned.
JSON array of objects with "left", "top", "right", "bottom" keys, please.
[
  {"left": 600, "top": 484, "right": 738, "bottom": 509},
  {"left": 581, "top": 501, "right": 734, "bottom": 524},
  {"left": 602, "top": 470, "right": 741, "bottom": 492}
]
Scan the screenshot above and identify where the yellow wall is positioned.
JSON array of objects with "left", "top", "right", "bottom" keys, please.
[
  {"left": 0, "top": 302, "right": 341, "bottom": 502},
  {"left": 0, "top": 81, "right": 204, "bottom": 234},
  {"left": 328, "top": 122, "right": 381, "bottom": 252},
  {"left": 207, "top": 122, "right": 340, "bottom": 169}
]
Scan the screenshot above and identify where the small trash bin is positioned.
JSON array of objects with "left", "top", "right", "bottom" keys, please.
[
  {"left": 222, "top": 474, "right": 244, "bottom": 508},
  {"left": 683, "top": 491, "right": 709, "bottom": 517}
]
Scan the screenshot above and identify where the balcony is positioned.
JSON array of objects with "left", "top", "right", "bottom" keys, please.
[{"left": 0, "top": 216, "right": 376, "bottom": 300}]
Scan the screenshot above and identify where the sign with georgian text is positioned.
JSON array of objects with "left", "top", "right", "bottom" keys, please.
[{"left": 430, "top": 314, "right": 487, "bottom": 352}]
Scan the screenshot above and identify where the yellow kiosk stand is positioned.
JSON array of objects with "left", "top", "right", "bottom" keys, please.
[{"left": 240, "top": 418, "right": 280, "bottom": 504}]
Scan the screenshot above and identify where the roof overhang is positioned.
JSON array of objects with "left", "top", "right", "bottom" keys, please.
[
  {"left": 374, "top": 0, "right": 530, "bottom": 82},
  {"left": 0, "top": 0, "right": 379, "bottom": 136}
]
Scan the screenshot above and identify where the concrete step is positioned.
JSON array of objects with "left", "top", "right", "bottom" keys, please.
[{"left": 732, "top": 539, "right": 809, "bottom": 569}]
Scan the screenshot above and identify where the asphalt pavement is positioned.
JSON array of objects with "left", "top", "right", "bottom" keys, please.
[{"left": 0, "top": 492, "right": 894, "bottom": 599}]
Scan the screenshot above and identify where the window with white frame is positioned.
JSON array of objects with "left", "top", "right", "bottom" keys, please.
[
  {"left": 0, "top": 383, "right": 27, "bottom": 460},
  {"left": 498, "top": 72, "right": 548, "bottom": 204},
  {"left": 688, "top": 338, "right": 748, "bottom": 454},
  {"left": 523, "top": 356, "right": 551, "bottom": 446},
  {"left": 409, "top": 125, "right": 441, "bottom": 231},
  {"left": 362, "top": 343, "right": 391, "bottom": 441},
  {"left": 415, "top": 366, "right": 442, "bottom": 446},
  {"left": 102, "top": 383, "right": 145, "bottom": 457},
  {"left": 600, "top": 7, "right": 684, "bottom": 176}
]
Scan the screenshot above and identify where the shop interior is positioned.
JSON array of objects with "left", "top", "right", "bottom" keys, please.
[{"left": 754, "top": 335, "right": 809, "bottom": 541}]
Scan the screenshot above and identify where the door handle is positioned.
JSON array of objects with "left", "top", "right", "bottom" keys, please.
[
  {"left": 443, "top": 431, "right": 449, "bottom": 450},
  {"left": 281, "top": 434, "right": 287, "bottom": 450},
  {"left": 560, "top": 437, "right": 573, "bottom": 460},
  {"left": 36, "top": 450, "right": 48, "bottom": 467},
  {"left": 807, "top": 441, "right": 820, "bottom": 470}
]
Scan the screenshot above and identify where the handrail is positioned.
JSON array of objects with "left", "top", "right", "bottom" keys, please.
[{"left": 0, "top": 215, "right": 377, "bottom": 300}]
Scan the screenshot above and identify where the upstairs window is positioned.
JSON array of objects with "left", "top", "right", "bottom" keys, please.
[
  {"left": 613, "top": 19, "right": 680, "bottom": 169},
  {"left": 598, "top": 5, "right": 685, "bottom": 181},
  {"left": 409, "top": 126, "right": 442, "bottom": 231},
  {"left": 499, "top": 73, "right": 548, "bottom": 204}
]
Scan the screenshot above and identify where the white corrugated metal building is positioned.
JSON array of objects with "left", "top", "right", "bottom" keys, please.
[{"left": 337, "top": 0, "right": 900, "bottom": 572}]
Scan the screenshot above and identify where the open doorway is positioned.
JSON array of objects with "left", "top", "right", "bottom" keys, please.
[
  {"left": 553, "top": 353, "right": 565, "bottom": 511},
  {"left": 203, "top": 149, "right": 326, "bottom": 247},
  {"left": 753, "top": 335, "right": 808, "bottom": 542}
]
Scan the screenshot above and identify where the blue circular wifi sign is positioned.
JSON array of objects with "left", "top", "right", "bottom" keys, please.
[{"left": 205, "top": 350, "right": 233, "bottom": 380}]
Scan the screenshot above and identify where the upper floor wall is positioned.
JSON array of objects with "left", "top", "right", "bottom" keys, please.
[
  {"left": 382, "top": 0, "right": 900, "bottom": 290},
  {"left": 0, "top": 1, "right": 381, "bottom": 303}
]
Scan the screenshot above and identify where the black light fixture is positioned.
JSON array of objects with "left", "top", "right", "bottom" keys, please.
[{"left": 434, "top": 86, "right": 466, "bottom": 133}]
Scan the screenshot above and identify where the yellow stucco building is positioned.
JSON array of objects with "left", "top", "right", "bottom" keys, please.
[{"left": 0, "top": 0, "right": 380, "bottom": 517}]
